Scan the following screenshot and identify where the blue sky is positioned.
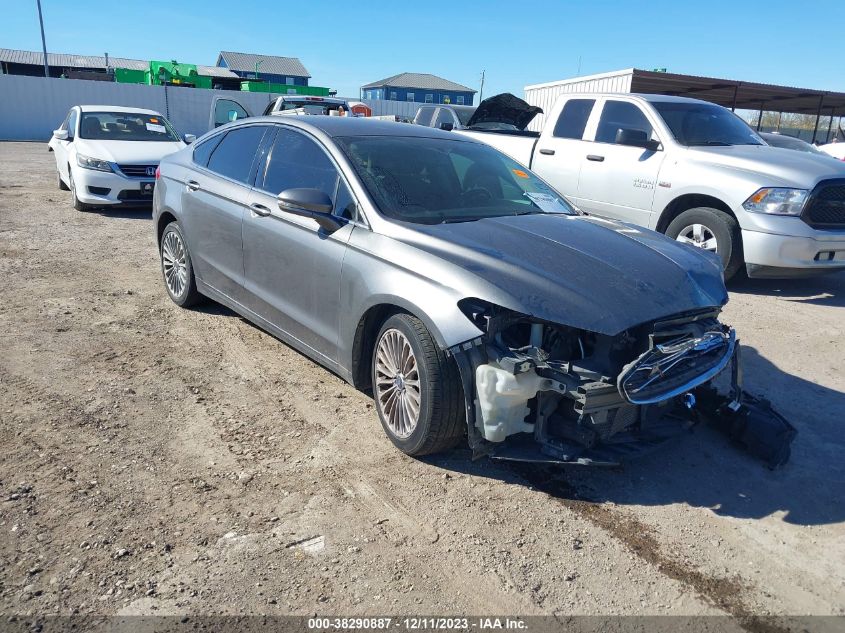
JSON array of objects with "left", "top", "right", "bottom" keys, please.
[{"left": 3, "top": 0, "right": 844, "bottom": 101}]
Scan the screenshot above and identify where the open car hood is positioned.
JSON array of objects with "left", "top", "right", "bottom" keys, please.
[{"left": 465, "top": 93, "right": 543, "bottom": 131}]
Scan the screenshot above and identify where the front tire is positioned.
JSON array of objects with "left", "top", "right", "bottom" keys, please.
[
  {"left": 160, "top": 221, "right": 202, "bottom": 307},
  {"left": 68, "top": 167, "right": 89, "bottom": 211},
  {"left": 371, "top": 313, "right": 464, "bottom": 456},
  {"left": 666, "top": 207, "right": 743, "bottom": 280},
  {"left": 58, "top": 171, "right": 69, "bottom": 191}
]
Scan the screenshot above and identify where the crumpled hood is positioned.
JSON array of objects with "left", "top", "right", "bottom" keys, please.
[
  {"left": 393, "top": 214, "right": 728, "bottom": 335},
  {"left": 466, "top": 93, "right": 543, "bottom": 131},
  {"left": 686, "top": 144, "right": 845, "bottom": 187},
  {"left": 74, "top": 139, "right": 184, "bottom": 164}
]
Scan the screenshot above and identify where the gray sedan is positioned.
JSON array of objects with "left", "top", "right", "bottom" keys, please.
[{"left": 153, "top": 117, "right": 741, "bottom": 466}]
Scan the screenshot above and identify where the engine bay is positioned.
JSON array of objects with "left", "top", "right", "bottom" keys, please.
[{"left": 448, "top": 300, "right": 790, "bottom": 467}]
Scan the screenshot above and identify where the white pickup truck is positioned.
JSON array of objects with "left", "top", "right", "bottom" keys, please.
[{"left": 458, "top": 93, "right": 845, "bottom": 279}]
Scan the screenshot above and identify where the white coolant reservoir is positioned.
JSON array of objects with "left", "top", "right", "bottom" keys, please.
[{"left": 475, "top": 363, "right": 549, "bottom": 443}]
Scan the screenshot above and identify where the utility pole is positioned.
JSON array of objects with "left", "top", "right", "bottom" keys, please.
[
  {"left": 478, "top": 70, "right": 485, "bottom": 104},
  {"left": 36, "top": 0, "right": 49, "bottom": 77}
]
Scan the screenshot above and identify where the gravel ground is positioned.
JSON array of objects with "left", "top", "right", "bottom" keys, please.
[{"left": 1, "top": 141, "right": 844, "bottom": 626}]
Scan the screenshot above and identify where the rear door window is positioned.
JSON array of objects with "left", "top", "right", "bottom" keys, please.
[
  {"left": 260, "top": 127, "right": 340, "bottom": 200},
  {"left": 595, "top": 101, "right": 653, "bottom": 144},
  {"left": 206, "top": 125, "right": 268, "bottom": 184},
  {"left": 552, "top": 99, "right": 594, "bottom": 139},
  {"left": 415, "top": 107, "right": 435, "bottom": 127},
  {"left": 192, "top": 134, "right": 224, "bottom": 167},
  {"left": 67, "top": 110, "right": 78, "bottom": 139}
]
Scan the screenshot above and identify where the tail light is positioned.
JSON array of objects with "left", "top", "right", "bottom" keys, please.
[{"left": 155, "top": 166, "right": 161, "bottom": 180}]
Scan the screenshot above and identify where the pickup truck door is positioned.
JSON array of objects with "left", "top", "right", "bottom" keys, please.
[
  {"left": 528, "top": 98, "right": 597, "bottom": 203},
  {"left": 575, "top": 99, "right": 667, "bottom": 226},
  {"left": 209, "top": 96, "right": 253, "bottom": 131}
]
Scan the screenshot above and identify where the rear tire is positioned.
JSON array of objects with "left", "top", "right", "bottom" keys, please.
[
  {"left": 68, "top": 168, "right": 89, "bottom": 212},
  {"left": 160, "top": 221, "right": 202, "bottom": 308},
  {"left": 58, "top": 171, "right": 69, "bottom": 191},
  {"left": 371, "top": 313, "right": 464, "bottom": 456},
  {"left": 666, "top": 207, "right": 743, "bottom": 280}
]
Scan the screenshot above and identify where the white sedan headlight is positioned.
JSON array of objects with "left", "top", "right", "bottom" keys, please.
[
  {"left": 742, "top": 188, "right": 808, "bottom": 216},
  {"left": 76, "top": 153, "right": 113, "bottom": 172}
]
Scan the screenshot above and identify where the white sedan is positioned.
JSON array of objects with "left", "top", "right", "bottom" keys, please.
[
  {"left": 48, "top": 105, "right": 192, "bottom": 211},
  {"left": 818, "top": 141, "right": 845, "bottom": 161}
]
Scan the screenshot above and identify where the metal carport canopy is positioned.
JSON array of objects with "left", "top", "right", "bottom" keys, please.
[{"left": 629, "top": 69, "right": 845, "bottom": 116}]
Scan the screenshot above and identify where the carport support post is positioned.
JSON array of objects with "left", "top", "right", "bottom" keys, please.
[
  {"left": 36, "top": 0, "right": 49, "bottom": 78},
  {"left": 811, "top": 94, "right": 825, "bottom": 144},
  {"left": 756, "top": 103, "right": 764, "bottom": 131},
  {"left": 825, "top": 107, "right": 835, "bottom": 143},
  {"left": 731, "top": 84, "right": 739, "bottom": 112}
]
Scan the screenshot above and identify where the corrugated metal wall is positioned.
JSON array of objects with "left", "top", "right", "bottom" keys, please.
[
  {"left": 361, "top": 99, "right": 422, "bottom": 120},
  {"left": 0, "top": 75, "right": 430, "bottom": 141},
  {"left": 523, "top": 71, "right": 634, "bottom": 131},
  {"left": 0, "top": 75, "right": 278, "bottom": 140}
]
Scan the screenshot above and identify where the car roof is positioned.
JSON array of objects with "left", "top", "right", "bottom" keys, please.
[
  {"left": 77, "top": 105, "right": 163, "bottom": 116},
  {"left": 563, "top": 93, "right": 726, "bottom": 106},
  {"left": 246, "top": 115, "right": 473, "bottom": 140}
]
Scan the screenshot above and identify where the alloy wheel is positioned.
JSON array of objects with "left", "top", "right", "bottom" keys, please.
[
  {"left": 374, "top": 328, "right": 421, "bottom": 439},
  {"left": 161, "top": 230, "right": 188, "bottom": 299},
  {"left": 676, "top": 223, "right": 718, "bottom": 252}
]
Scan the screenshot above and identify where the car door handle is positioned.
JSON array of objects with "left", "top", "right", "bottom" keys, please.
[
  {"left": 186, "top": 180, "right": 200, "bottom": 192},
  {"left": 250, "top": 203, "right": 271, "bottom": 217},
  {"left": 538, "top": 148, "right": 555, "bottom": 155},
  {"left": 586, "top": 154, "right": 605, "bottom": 162}
]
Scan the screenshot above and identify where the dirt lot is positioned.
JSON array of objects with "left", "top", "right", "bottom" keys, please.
[{"left": 1, "top": 141, "right": 844, "bottom": 625}]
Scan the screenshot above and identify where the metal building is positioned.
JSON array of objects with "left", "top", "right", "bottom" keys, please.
[
  {"left": 216, "top": 51, "right": 311, "bottom": 87},
  {"left": 524, "top": 68, "right": 845, "bottom": 142},
  {"left": 361, "top": 73, "right": 476, "bottom": 106}
]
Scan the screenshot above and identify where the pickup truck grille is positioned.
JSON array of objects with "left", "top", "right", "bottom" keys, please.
[
  {"left": 802, "top": 180, "right": 845, "bottom": 228},
  {"left": 117, "top": 164, "right": 157, "bottom": 178}
]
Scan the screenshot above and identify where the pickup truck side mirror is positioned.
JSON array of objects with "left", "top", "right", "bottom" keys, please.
[
  {"left": 277, "top": 188, "right": 344, "bottom": 232},
  {"left": 616, "top": 128, "right": 660, "bottom": 151},
  {"left": 439, "top": 122, "right": 454, "bottom": 131}
]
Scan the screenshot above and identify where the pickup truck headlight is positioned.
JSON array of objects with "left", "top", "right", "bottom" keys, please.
[
  {"left": 76, "top": 154, "right": 113, "bottom": 172},
  {"left": 742, "top": 188, "right": 808, "bottom": 216}
]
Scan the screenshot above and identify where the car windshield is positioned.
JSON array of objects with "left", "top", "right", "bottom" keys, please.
[
  {"left": 79, "top": 112, "right": 180, "bottom": 141},
  {"left": 652, "top": 102, "right": 764, "bottom": 147},
  {"left": 336, "top": 135, "right": 576, "bottom": 224}
]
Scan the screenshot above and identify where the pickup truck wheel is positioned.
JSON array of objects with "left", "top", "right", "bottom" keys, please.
[
  {"left": 371, "top": 313, "right": 464, "bottom": 457},
  {"left": 666, "top": 207, "right": 742, "bottom": 280}
]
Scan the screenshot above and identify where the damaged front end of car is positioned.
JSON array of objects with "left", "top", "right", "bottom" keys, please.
[{"left": 447, "top": 300, "right": 796, "bottom": 468}]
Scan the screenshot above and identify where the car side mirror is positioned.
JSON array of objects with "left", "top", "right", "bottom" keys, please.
[
  {"left": 53, "top": 129, "right": 69, "bottom": 141},
  {"left": 615, "top": 128, "right": 660, "bottom": 151},
  {"left": 183, "top": 133, "right": 196, "bottom": 144},
  {"left": 228, "top": 110, "right": 240, "bottom": 122},
  {"left": 439, "top": 122, "right": 454, "bottom": 131},
  {"left": 277, "top": 188, "right": 343, "bottom": 232}
]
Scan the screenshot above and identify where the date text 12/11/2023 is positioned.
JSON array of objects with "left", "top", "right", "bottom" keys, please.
[{"left": 307, "top": 617, "right": 528, "bottom": 630}]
